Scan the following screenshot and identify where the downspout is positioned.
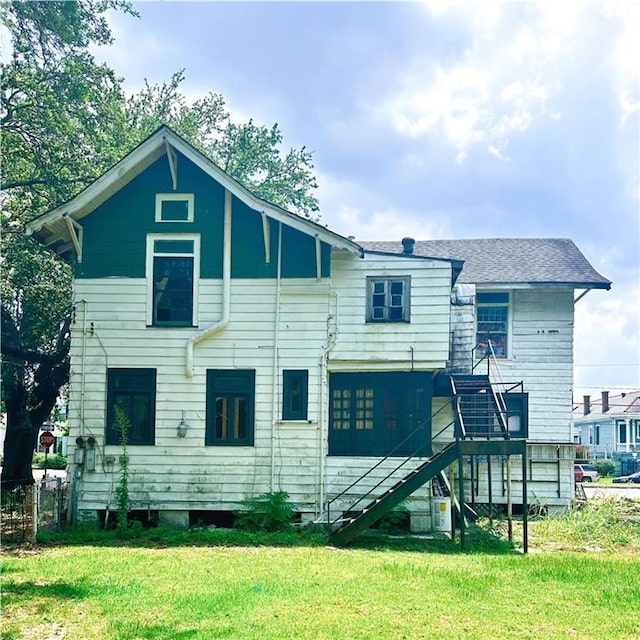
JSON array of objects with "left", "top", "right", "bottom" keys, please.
[
  {"left": 79, "top": 300, "right": 88, "bottom": 438},
  {"left": 185, "top": 189, "right": 232, "bottom": 377},
  {"left": 319, "top": 290, "right": 339, "bottom": 519},
  {"left": 270, "top": 222, "right": 283, "bottom": 491}
]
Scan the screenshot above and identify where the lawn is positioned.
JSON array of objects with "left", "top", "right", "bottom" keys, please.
[
  {"left": 2, "top": 542, "right": 639, "bottom": 640},
  {"left": 2, "top": 499, "right": 640, "bottom": 640}
]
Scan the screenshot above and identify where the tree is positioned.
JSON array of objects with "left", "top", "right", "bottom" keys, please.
[
  {"left": 124, "top": 70, "right": 320, "bottom": 218},
  {"left": 1, "top": 2, "right": 320, "bottom": 488},
  {"left": 1, "top": 0, "right": 136, "bottom": 489}
]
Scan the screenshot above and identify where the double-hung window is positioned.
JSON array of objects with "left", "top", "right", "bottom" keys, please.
[
  {"left": 105, "top": 368, "right": 156, "bottom": 445},
  {"left": 147, "top": 234, "right": 199, "bottom": 327},
  {"left": 476, "top": 291, "right": 510, "bottom": 358},
  {"left": 366, "top": 276, "right": 410, "bottom": 322}
]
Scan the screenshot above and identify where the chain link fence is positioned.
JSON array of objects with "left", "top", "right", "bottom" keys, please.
[{"left": 1, "top": 477, "right": 67, "bottom": 544}]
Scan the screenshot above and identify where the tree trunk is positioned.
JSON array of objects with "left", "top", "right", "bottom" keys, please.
[
  {"left": 1, "top": 365, "right": 36, "bottom": 489},
  {"left": 1, "top": 415, "right": 37, "bottom": 489}
]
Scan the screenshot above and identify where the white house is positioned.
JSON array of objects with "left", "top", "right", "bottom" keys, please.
[{"left": 26, "top": 126, "right": 611, "bottom": 540}]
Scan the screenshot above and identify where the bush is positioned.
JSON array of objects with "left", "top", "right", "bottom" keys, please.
[
  {"left": 235, "top": 491, "right": 296, "bottom": 532},
  {"left": 32, "top": 453, "right": 67, "bottom": 470},
  {"left": 594, "top": 459, "right": 616, "bottom": 477}
]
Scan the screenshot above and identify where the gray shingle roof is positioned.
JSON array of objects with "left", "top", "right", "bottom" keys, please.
[{"left": 360, "top": 238, "right": 611, "bottom": 289}]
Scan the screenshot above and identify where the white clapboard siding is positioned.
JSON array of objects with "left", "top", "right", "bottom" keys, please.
[
  {"left": 329, "top": 252, "right": 452, "bottom": 366},
  {"left": 453, "top": 288, "right": 575, "bottom": 444},
  {"left": 69, "top": 276, "right": 332, "bottom": 513}
]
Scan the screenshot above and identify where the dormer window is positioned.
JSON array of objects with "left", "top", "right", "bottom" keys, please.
[{"left": 155, "top": 193, "right": 194, "bottom": 222}]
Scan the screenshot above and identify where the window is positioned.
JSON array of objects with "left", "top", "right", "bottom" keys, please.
[
  {"left": 476, "top": 292, "right": 509, "bottom": 357},
  {"left": 106, "top": 369, "right": 156, "bottom": 445},
  {"left": 501, "top": 393, "right": 528, "bottom": 438},
  {"left": 155, "top": 193, "right": 194, "bottom": 222},
  {"left": 206, "top": 370, "right": 255, "bottom": 446},
  {"left": 366, "top": 276, "right": 410, "bottom": 322},
  {"left": 618, "top": 421, "right": 627, "bottom": 444},
  {"left": 329, "top": 372, "right": 431, "bottom": 456},
  {"left": 147, "top": 235, "right": 199, "bottom": 326},
  {"left": 282, "top": 370, "right": 309, "bottom": 420}
]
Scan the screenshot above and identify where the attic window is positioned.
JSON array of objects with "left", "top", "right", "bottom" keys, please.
[{"left": 155, "top": 194, "right": 194, "bottom": 222}]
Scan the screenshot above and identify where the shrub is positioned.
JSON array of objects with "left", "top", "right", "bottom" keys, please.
[
  {"left": 235, "top": 491, "right": 296, "bottom": 532},
  {"left": 32, "top": 453, "right": 67, "bottom": 470},
  {"left": 594, "top": 459, "right": 616, "bottom": 477}
]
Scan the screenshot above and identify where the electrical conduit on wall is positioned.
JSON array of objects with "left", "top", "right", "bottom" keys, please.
[{"left": 185, "top": 189, "right": 232, "bottom": 377}]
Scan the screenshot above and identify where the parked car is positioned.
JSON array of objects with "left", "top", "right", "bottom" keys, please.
[
  {"left": 612, "top": 471, "right": 640, "bottom": 484},
  {"left": 574, "top": 466, "right": 584, "bottom": 483},
  {"left": 574, "top": 464, "right": 599, "bottom": 483}
]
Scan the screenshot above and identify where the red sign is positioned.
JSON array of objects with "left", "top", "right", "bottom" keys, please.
[{"left": 39, "top": 431, "right": 55, "bottom": 450}]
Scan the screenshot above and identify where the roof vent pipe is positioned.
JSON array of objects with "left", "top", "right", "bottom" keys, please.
[
  {"left": 583, "top": 395, "right": 590, "bottom": 416},
  {"left": 401, "top": 237, "right": 415, "bottom": 255},
  {"left": 602, "top": 391, "right": 609, "bottom": 413}
]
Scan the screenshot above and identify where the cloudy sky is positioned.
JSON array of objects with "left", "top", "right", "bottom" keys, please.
[{"left": 94, "top": 1, "right": 639, "bottom": 396}]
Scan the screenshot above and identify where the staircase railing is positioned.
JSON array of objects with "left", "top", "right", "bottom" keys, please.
[
  {"left": 326, "top": 398, "right": 457, "bottom": 527},
  {"left": 469, "top": 339, "right": 524, "bottom": 437}
]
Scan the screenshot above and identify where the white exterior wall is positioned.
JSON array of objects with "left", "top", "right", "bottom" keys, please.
[
  {"left": 452, "top": 288, "right": 575, "bottom": 443},
  {"left": 68, "top": 249, "right": 456, "bottom": 521},
  {"left": 445, "top": 287, "right": 578, "bottom": 507},
  {"left": 329, "top": 252, "right": 452, "bottom": 368},
  {"left": 69, "top": 276, "right": 332, "bottom": 516}
]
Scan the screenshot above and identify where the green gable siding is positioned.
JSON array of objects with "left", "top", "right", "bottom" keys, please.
[{"left": 76, "top": 151, "right": 330, "bottom": 280}]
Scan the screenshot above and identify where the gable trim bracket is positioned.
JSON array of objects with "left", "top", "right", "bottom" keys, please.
[
  {"left": 315, "top": 235, "right": 322, "bottom": 280},
  {"left": 164, "top": 139, "right": 178, "bottom": 190},
  {"left": 64, "top": 216, "right": 84, "bottom": 263},
  {"left": 261, "top": 211, "right": 271, "bottom": 264},
  {"left": 574, "top": 288, "right": 592, "bottom": 304}
]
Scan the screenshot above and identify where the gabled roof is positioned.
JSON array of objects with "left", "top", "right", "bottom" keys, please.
[
  {"left": 26, "top": 125, "right": 363, "bottom": 258},
  {"left": 573, "top": 390, "right": 640, "bottom": 421},
  {"left": 360, "top": 238, "right": 611, "bottom": 289}
]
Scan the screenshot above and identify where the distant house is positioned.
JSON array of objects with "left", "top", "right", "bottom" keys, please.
[
  {"left": 573, "top": 390, "right": 640, "bottom": 472},
  {"left": 26, "top": 126, "right": 611, "bottom": 538}
]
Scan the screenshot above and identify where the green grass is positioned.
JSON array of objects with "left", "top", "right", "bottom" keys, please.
[
  {"left": 3, "top": 543, "right": 639, "bottom": 639},
  {"left": 2, "top": 499, "right": 640, "bottom": 640}
]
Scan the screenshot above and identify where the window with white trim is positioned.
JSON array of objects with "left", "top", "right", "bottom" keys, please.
[
  {"left": 366, "top": 276, "right": 411, "bottom": 323},
  {"left": 147, "top": 234, "right": 199, "bottom": 327},
  {"left": 155, "top": 193, "right": 194, "bottom": 222},
  {"left": 476, "top": 292, "right": 509, "bottom": 358}
]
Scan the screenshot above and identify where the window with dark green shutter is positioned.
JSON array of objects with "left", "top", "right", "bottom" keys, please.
[
  {"left": 106, "top": 369, "right": 156, "bottom": 445},
  {"left": 329, "top": 372, "right": 432, "bottom": 456},
  {"left": 206, "top": 370, "right": 255, "bottom": 446},
  {"left": 282, "top": 370, "right": 308, "bottom": 420}
]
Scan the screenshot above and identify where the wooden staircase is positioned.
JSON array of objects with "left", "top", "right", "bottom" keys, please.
[
  {"left": 331, "top": 442, "right": 460, "bottom": 545},
  {"left": 329, "top": 374, "right": 527, "bottom": 546}
]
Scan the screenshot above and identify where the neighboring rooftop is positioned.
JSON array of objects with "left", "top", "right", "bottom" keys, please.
[
  {"left": 574, "top": 390, "right": 640, "bottom": 420},
  {"left": 361, "top": 238, "right": 611, "bottom": 289}
]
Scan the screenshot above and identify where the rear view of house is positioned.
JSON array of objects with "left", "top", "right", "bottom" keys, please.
[{"left": 26, "top": 126, "right": 610, "bottom": 538}]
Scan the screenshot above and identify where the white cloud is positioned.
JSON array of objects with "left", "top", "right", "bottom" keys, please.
[
  {"left": 315, "top": 168, "right": 452, "bottom": 241},
  {"left": 383, "top": 2, "right": 637, "bottom": 164},
  {"left": 574, "top": 279, "right": 640, "bottom": 391}
]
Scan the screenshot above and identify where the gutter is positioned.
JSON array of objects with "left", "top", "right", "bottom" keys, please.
[{"left": 185, "top": 189, "right": 232, "bottom": 377}]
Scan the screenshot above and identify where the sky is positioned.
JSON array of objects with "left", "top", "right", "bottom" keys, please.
[{"left": 92, "top": 0, "right": 640, "bottom": 397}]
